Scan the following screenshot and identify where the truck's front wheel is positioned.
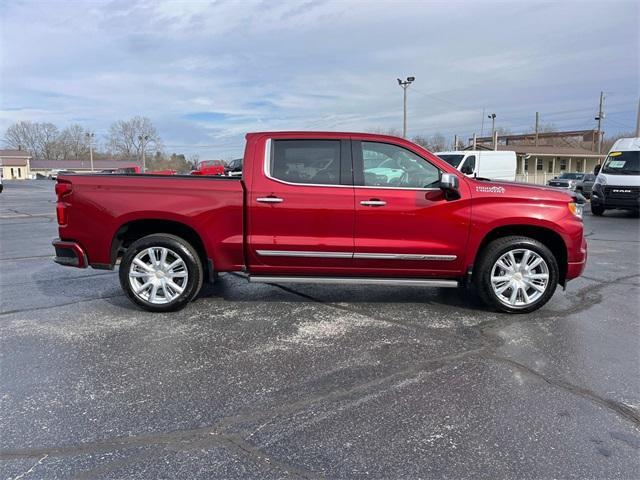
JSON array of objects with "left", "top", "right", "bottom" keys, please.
[
  {"left": 475, "top": 236, "right": 559, "bottom": 313},
  {"left": 119, "top": 234, "right": 203, "bottom": 312}
]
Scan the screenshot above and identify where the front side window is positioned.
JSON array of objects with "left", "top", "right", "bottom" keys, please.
[
  {"left": 271, "top": 140, "right": 341, "bottom": 185},
  {"left": 461, "top": 155, "right": 476, "bottom": 174},
  {"left": 361, "top": 141, "right": 440, "bottom": 188}
]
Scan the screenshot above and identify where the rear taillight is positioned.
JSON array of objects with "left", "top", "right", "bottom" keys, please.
[
  {"left": 55, "top": 182, "right": 72, "bottom": 199},
  {"left": 55, "top": 181, "right": 72, "bottom": 225}
]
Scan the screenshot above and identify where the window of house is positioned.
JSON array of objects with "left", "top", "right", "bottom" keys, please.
[
  {"left": 536, "top": 158, "right": 543, "bottom": 171},
  {"left": 576, "top": 159, "right": 583, "bottom": 172},
  {"left": 560, "top": 159, "right": 567, "bottom": 171},
  {"left": 523, "top": 158, "right": 528, "bottom": 172},
  {"left": 360, "top": 141, "right": 440, "bottom": 188},
  {"left": 547, "top": 161, "right": 553, "bottom": 173},
  {"left": 270, "top": 139, "right": 341, "bottom": 185}
]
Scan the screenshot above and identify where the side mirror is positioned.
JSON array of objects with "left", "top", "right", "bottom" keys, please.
[
  {"left": 594, "top": 164, "right": 601, "bottom": 175},
  {"left": 460, "top": 165, "right": 473, "bottom": 175},
  {"left": 440, "top": 173, "right": 459, "bottom": 191}
]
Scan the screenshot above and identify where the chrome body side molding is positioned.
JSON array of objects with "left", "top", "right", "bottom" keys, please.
[
  {"left": 249, "top": 276, "right": 459, "bottom": 288},
  {"left": 256, "top": 250, "right": 457, "bottom": 261}
]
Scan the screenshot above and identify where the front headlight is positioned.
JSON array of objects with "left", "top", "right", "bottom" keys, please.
[
  {"left": 595, "top": 175, "right": 606, "bottom": 186},
  {"left": 568, "top": 202, "right": 583, "bottom": 219}
]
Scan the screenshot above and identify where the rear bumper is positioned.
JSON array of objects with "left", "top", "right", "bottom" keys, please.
[{"left": 52, "top": 238, "right": 88, "bottom": 268}]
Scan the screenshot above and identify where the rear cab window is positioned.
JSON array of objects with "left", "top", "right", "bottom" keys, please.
[{"left": 269, "top": 139, "right": 346, "bottom": 185}]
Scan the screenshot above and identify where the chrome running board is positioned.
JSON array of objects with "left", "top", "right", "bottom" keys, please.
[{"left": 249, "top": 276, "right": 459, "bottom": 288}]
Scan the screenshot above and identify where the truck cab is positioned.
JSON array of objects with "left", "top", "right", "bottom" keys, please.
[{"left": 591, "top": 137, "right": 640, "bottom": 215}]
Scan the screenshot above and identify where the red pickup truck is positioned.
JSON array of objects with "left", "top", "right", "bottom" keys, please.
[{"left": 53, "top": 132, "right": 587, "bottom": 313}]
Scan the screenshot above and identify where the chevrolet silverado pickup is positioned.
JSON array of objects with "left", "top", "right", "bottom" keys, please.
[{"left": 52, "top": 132, "right": 587, "bottom": 313}]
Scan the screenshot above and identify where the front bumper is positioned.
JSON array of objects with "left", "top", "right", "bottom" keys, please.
[
  {"left": 52, "top": 238, "right": 88, "bottom": 268},
  {"left": 566, "top": 236, "right": 587, "bottom": 281},
  {"left": 591, "top": 186, "right": 640, "bottom": 210}
]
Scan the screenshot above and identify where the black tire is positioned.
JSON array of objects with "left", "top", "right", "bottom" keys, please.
[
  {"left": 119, "top": 234, "right": 204, "bottom": 312},
  {"left": 591, "top": 203, "right": 605, "bottom": 216},
  {"left": 475, "top": 236, "right": 559, "bottom": 314}
]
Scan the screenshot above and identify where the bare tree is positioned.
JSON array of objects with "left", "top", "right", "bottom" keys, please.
[
  {"left": 411, "top": 132, "right": 446, "bottom": 151},
  {"left": 59, "top": 124, "right": 90, "bottom": 160},
  {"left": 4, "top": 121, "right": 43, "bottom": 157},
  {"left": 107, "top": 116, "right": 162, "bottom": 160}
]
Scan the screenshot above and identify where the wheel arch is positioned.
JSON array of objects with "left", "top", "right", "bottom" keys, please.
[
  {"left": 111, "top": 219, "right": 212, "bottom": 280},
  {"left": 473, "top": 225, "right": 568, "bottom": 286}
]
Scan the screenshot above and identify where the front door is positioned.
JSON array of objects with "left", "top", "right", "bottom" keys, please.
[
  {"left": 247, "top": 136, "right": 355, "bottom": 275},
  {"left": 352, "top": 139, "right": 471, "bottom": 277}
]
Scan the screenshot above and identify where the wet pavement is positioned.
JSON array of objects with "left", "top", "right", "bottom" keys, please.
[{"left": 1, "top": 180, "right": 639, "bottom": 479}]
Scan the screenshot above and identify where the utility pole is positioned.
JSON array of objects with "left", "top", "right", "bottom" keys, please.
[
  {"left": 534, "top": 112, "right": 539, "bottom": 146},
  {"left": 488, "top": 113, "right": 496, "bottom": 148},
  {"left": 138, "top": 134, "right": 149, "bottom": 173},
  {"left": 453, "top": 134, "right": 458, "bottom": 150},
  {"left": 397, "top": 76, "right": 415, "bottom": 138},
  {"left": 85, "top": 132, "right": 95, "bottom": 172},
  {"left": 595, "top": 91, "right": 605, "bottom": 154}
]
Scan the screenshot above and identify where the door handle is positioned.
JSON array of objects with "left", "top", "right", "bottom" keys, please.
[
  {"left": 360, "top": 199, "right": 386, "bottom": 207},
  {"left": 256, "top": 196, "right": 284, "bottom": 203}
]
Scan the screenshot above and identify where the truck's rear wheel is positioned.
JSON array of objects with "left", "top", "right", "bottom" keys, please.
[
  {"left": 475, "top": 236, "right": 558, "bottom": 313},
  {"left": 119, "top": 234, "right": 203, "bottom": 312}
]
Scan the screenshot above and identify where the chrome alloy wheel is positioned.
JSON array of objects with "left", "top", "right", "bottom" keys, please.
[
  {"left": 490, "top": 248, "right": 550, "bottom": 308},
  {"left": 128, "top": 247, "right": 189, "bottom": 305}
]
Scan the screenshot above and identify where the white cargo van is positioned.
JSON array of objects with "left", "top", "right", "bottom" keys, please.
[
  {"left": 435, "top": 150, "right": 516, "bottom": 181},
  {"left": 591, "top": 137, "right": 640, "bottom": 215}
]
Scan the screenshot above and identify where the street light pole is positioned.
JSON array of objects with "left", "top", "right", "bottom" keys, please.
[
  {"left": 85, "top": 132, "right": 95, "bottom": 172},
  {"left": 488, "top": 113, "right": 496, "bottom": 148},
  {"left": 397, "top": 76, "right": 415, "bottom": 138},
  {"left": 138, "top": 134, "right": 149, "bottom": 173}
]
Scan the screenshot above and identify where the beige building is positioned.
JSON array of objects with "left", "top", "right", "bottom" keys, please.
[
  {"left": 508, "top": 145, "right": 605, "bottom": 184},
  {"left": 0, "top": 149, "right": 32, "bottom": 179},
  {"left": 467, "top": 129, "right": 607, "bottom": 185}
]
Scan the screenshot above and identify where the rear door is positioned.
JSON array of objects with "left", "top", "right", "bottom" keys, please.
[
  {"left": 247, "top": 135, "right": 355, "bottom": 275},
  {"left": 352, "top": 138, "right": 471, "bottom": 276}
]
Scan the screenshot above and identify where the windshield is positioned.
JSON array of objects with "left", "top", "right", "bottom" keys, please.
[
  {"left": 437, "top": 154, "right": 464, "bottom": 168},
  {"left": 601, "top": 151, "right": 640, "bottom": 175},
  {"left": 558, "top": 173, "right": 584, "bottom": 180}
]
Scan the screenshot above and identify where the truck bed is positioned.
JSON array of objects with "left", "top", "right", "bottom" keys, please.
[{"left": 56, "top": 174, "right": 245, "bottom": 271}]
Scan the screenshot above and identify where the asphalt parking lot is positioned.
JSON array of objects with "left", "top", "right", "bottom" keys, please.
[{"left": 1, "top": 179, "right": 639, "bottom": 479}]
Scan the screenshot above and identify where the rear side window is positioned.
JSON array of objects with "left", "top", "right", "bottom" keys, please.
[{"left": 271, "top": 140, "right": 341, "bottom": 185}]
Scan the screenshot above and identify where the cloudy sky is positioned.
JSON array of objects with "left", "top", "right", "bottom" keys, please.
[{"left": 1, "top": 0, "right": 638, "bottom": 158}]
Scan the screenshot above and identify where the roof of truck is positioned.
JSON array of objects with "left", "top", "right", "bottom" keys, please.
[{"left": 611, "top": 137, "right": 640, "bottom": 152}]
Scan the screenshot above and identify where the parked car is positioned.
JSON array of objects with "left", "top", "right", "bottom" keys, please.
[
  {"left": 547, "top": 172, "right": 596, "bottom": 198},
  {"left": 52, "top": 131, "right": 587, "bottom": 314},
  {"left": 191, "top": 160, "right": 226, "bottom": 176},
  {"left": 591, "top": 137, "right": 640, "bottom": 216},
  {"left": 224, "top": 158, "right": 243, "bottom": 177},
  {"left": 48, "top": 170, "right": 76, "bottom": 180},
  {"left": 435, "top": 150, "right": 516, "bottom": 181}
]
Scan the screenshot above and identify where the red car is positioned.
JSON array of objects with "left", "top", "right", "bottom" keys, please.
[
  {"left": 190, "top": 160, "right": 226, "bottom": 176},
  {"left": 53, "top": 132, "right": 587, "bottom": 313}
]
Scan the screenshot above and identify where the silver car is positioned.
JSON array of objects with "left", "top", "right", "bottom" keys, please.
[{"left": 547, "top": 172, "right": 596, "bottom": 198}]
